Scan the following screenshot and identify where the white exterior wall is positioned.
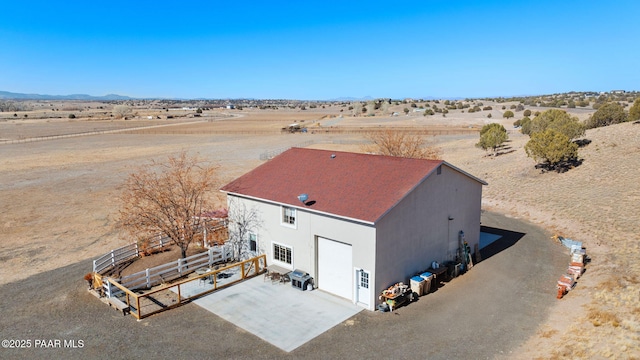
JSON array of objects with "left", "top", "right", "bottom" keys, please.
[
  {"left": 374, "top": 165, "right": 483, "bottom": 296},
  {"left": 226, "top": 164, "right": 482, "bottom": 311},
  {"left": 227, "top": 194, "right": 377, "bottom": 308}
]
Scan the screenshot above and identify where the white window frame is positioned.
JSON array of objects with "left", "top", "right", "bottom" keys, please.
[
  {"left": 272, "top": 242, "right": 293, "bottom": 268},
  {"left": 248, "top": 232, "right": 258, "bottom": 253},
  {"left": 281, "top": 206, "right": 297, "bottom": 229}
]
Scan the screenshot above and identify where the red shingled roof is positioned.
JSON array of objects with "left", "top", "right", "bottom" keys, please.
[{"left": 221, "top": 148, "right": 450, "bottom": 223}]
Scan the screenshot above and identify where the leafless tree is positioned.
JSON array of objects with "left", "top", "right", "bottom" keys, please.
[
  {"left": 351, "top": 102, "right": 362, "bottom": 117},
  {"left": 113, "top": 105, "right": 131, "bottom": 119},
  {"left": 117, "top": 152, "right": 220, "bottom": 259},
  {"left": 362, "top": 129, "right": 442, "bottom": 159},
  {"left": 226, "top": 198, "right": 263, "bottom": 261}
]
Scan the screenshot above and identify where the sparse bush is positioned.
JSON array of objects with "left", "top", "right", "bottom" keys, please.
[
  {"left": 483, "top": 106, "right": 493, "bottom": 111},
  {"left": 503, "top": 110, "right": 515, "bottom": 119},
  {"left": 525, "top": 129, "right": 578, "bottom": 170},
  {"left": 477, "top": 123, "right": 508, "bottom": 154},
  {"left": 487, "top": 113, "right": 492, "bottom": 118},
  {"left": 520, "top": 117, "right": 532, "bottom": 135},
  {"left": 68, "top": 114, "right": 76, "bottom": 119},
  {"left": 529, "top": 109, "right": 584, "bottom": 140},
  {"left": 629, "top": 98, "right": 640, "bottom": 121},
  {"left": 523, "top": 109, "right": 532, "bottom": 117},
  {"left": 586, "top": 102, "right": 628, "bottom": 129}
]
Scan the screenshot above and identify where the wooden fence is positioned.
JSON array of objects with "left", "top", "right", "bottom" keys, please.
[
  {"left": 100, "top": 254, "right": 266, "bottom": 319},
  {"left": 93, "top": 236, "right": 171, "bottom": 274}
]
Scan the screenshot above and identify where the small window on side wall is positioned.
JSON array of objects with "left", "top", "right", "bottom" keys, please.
[
  {"left": 282, "top": 206, "right": 296, "bottom": 227},
  {"left": 249, "top": 233, "right": 257, "bottom": 252}
]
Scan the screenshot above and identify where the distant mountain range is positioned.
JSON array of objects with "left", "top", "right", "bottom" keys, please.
[{"left": 0, "top": 91, "right": 132, "bottom": 101}]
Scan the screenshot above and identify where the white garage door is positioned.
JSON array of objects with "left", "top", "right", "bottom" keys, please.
[{"left": 317, "top": 237, "right": 353, "bottom": 301}]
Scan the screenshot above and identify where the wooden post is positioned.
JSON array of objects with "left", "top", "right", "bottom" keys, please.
[
  {"left": 177, "top": 284, "right": 182, "bottom": 305},
  {"left": 136, "top": 296, "right": 141, "bottom": 319},
  {"left": 241, "top": 261, "right": 246, "bottom": 279}
]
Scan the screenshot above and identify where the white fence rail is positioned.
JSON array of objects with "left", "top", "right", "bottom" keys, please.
[
  {"left": 103, "top": 245, "right": 232, "bottom": 297},
  {"left": 93, "top": 236, "right": 171, "bottom": 274}
]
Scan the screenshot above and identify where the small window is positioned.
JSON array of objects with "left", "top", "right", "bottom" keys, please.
[
  {"left": 359, "top": 271, "right": 369, "bottom": 289},
  {"left": 273, "top": 243, "right": 292, "bottom": 265},
  {"left": 249, "top": 233, "right": 257, "bottom": 252},
  {"left": 282, "top": 206, "right": 296, "bottom": 226}
]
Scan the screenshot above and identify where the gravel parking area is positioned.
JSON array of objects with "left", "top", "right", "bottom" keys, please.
[{"left": 0, "top": 211, "right": 566, "bottom": 360}]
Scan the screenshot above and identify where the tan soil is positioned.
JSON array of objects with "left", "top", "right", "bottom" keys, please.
[{"left": 1, "top": 104, "right": 638, "bottom": 358}]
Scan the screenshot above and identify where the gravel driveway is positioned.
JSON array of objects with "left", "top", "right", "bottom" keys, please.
[{"left": 0, "top": 211, "right": 566, "bottom": 360}]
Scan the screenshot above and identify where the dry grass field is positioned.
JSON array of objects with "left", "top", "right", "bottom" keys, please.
[{"left": 1, "top": 102, "right": 638, "bottom": 359}]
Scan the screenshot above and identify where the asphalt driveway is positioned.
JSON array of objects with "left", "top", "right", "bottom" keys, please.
[{"left": 0, "top": 211, "right": 568, "bottom": 360}]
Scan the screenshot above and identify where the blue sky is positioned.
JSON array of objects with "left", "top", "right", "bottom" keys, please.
[{"left": 1, "top": 1, "right": 639, "bottom": 100}]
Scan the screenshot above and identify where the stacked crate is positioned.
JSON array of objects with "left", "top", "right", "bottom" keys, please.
[{"left": 557, "top": 245, "right": 587, "bottom": 299}]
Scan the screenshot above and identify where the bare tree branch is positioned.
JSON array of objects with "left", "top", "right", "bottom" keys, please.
[
  {"left": 361, "top": 129, "right": 442, "bottom": 160},
  {"left": 116, "top": 151, "right": 221, "bottom": 258}
]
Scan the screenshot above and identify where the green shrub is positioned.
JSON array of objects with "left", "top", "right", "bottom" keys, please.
[{"left": 586, "top": 102, "right": 628, "bottom": 128}]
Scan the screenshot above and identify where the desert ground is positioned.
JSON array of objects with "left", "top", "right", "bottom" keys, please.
[{"left": 1, "top": 101, "right": 638, "bottom": 359}]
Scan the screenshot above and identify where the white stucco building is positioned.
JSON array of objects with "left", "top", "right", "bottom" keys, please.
[{"left": 220, "top": 148, "right": 486, "bottom": 310}]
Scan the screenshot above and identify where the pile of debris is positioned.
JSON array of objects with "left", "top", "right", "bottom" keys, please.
[{"left": 555, "top": 236, "right": 590, "bottom": 299}]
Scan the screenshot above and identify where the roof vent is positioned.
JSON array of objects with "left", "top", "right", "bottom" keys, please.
[
  {"left": 297, "top": 193, "right": 309, "bottom": 204},
  {"left": 330, "top": 154, "right": 336, "bottom": 159}
]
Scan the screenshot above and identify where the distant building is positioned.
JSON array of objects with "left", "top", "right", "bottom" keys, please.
[{"left": 226, "top": 104, "right": 235, "bottom": 109}]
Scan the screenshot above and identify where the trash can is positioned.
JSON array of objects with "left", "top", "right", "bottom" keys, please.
[
  {"left": 420, "top": 272, "right": 433, "bottom": 294},
  {"left": 410, "top": 276, "right": 425, "bottom": 296}
]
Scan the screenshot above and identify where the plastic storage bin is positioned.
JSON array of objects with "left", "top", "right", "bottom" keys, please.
[
  {"left": 420, "top": 272, "right": 433, "bottom": 294},
  {"left": 410, "top": 276, "right": 425, "bottom": 296}
]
